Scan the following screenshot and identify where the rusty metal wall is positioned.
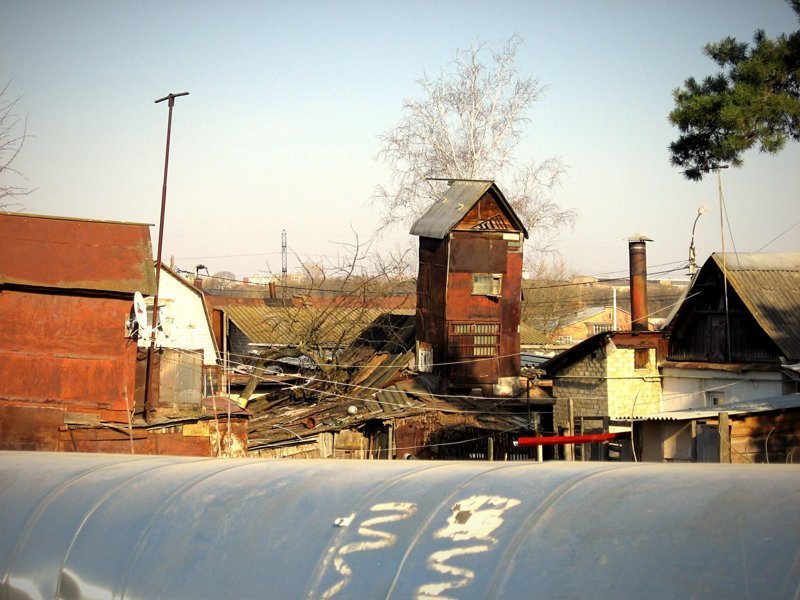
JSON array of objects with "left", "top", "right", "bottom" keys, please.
[
  {"left": 445, "top": 232, "right": 522, "bottom": 385},
  {"left": 1, "top": 452, "right": 798, "bottom": 599},
  {"left": 0, "top": 213, "right": 155, "bottom": 294},
  {"left": 0, "top": 290, "right": 137, "bottom": 421}
]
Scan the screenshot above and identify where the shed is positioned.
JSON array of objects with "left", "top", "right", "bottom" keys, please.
[
  {"left": 0, "top": 212, "right": 155, "bottom": 449},
  {"left": 635, "top": 393, "right": 800, "bottom": 463},
  {"left": 0, "top": 212, "right": 246, "bottom": 457},
  {"left": 410, "top": 180, "right": 527, "bottom": 396}
]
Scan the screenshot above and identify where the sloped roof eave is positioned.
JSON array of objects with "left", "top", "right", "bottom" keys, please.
[{"left": 409, "top": 181, "right": 528, "bottom": 239}]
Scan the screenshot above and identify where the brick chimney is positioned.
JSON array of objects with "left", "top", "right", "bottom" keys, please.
[{"left": 627, "top": 234, "right": 652, "bottom": 331}]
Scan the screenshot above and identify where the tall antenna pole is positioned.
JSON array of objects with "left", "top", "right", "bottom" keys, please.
[
  {"left": 144, "top": 91, "right": 189, "bottom": 422},
  {"left": 717, "top": 167, "right": 732, "bottom": 363},
  {"left": 281, "top": 229, "right": 287, "bottom": 306}
]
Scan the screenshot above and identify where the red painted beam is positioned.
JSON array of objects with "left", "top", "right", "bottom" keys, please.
[{"left": 515, "top": 432, "right": 624, "bottom": 446}]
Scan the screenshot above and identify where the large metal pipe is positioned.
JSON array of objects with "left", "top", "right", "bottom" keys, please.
[
  {"left": 1, "top": 452, "right": 798, "bottom": 599},
  {"left": 628, "top": 234, "right": 652, "bottom": 331}
]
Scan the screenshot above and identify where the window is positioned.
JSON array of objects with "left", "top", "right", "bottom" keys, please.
[
  {"left": 503, "top": 232, "right": 523, "bottom": 253},
  {"left": 706, "top": 391, "right": 725, "bottom": 406},
  {"left": 449, "top": 322, "right": 500, "bottom": 357},
  {"left": 472, "top": 273, "right": 502, "bottom": 297}
]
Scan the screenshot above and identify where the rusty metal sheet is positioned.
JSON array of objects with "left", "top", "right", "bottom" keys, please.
[
  {"left": 0, "top": 291, "right": 137, "bottom": 415},
  {"left": 448, "top": 234, "right": 507, "bottom": 272},
  {"left": 0, "top": 212, "right": 156, "bottom": 294},
  {"left": 0, "top": 406, "right": 63, "bottom": 451},
  {"left": 410, "top": 181, "right": 528, "bottom": 239}
]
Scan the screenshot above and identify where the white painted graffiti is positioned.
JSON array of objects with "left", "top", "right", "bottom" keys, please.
[
  {"left": 416, "top": 495, "right": 521, "bottom": 600},
  {"left": 321, "top": 502, "right": 418, "bottom": 599}
]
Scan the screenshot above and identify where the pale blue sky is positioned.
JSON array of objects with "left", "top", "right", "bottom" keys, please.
[{"left": 2, "top": 0, "right": 798, "bottom": 280}]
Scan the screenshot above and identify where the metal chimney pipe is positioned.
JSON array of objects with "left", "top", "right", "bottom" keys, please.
[{"left": 628, "top": 234, "right": 652, "bottom": 331}]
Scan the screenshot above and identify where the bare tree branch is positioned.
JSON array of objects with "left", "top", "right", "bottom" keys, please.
[
  {"left": 375, "top": 36, "right": 576, "bottom": 240},
  {"left": 0, "top": 81, "right": 34, "bottom": 209}
]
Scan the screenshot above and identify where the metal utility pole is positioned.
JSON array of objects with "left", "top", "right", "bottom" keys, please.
[
  {"left": 281, "top": 229, "right": 287, "bottom": 306},
  {"left": 144, "top": 91, "right": 189, "bottom": 422}
]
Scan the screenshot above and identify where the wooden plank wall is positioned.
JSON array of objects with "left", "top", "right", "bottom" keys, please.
[{"left": 730, "top": 410, "right": 800, "bottom": 464}]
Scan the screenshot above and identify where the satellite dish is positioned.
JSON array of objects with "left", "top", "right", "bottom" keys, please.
[{"left": 133, "top": 292, "right": 150, "bottom": 338}]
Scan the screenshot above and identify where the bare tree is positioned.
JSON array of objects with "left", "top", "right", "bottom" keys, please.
[
  {"left": 375, "top": 36, "right": 575, "bottom": 246},
  {"left": 0, "top": 81, "right": 33, "bottom": 210},
  {"left": 521, "top": 254, "right": 581, "bottom": 335},
  {"left": 254, "top": 231, "right": 416, "bottom": 374}
]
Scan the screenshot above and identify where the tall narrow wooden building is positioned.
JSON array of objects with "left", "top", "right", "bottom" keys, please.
[{"left": 410, "top": 180, "right": 527, "bottom": 396}]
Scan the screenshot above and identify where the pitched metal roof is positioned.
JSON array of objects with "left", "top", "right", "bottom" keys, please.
[
  {"left": 636, "top": 393, "right": 800, "bottom": 421},
  {"left": 409, "top": 180, "right": 528, "bottom": 239},
  {"left": 713, "top": 252, "right": 799, "bottom": 359},
  {"left": 519, "top": 322, "right": 551, "bottom": 345},
  {"left": 0, "top": 212, "right": 156, "bottom": 295}
]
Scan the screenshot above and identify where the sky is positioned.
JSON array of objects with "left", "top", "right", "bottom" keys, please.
[{"left": 2, "top": 0, "right": 798, "bottom": 282}]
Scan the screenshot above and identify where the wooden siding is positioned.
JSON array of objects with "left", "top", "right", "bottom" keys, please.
[
  {"left": 669, "top": 268, "right": 781, "bottom": 363},
  {"left": 456, "top": 193, "right": 514, "bottom": 231},
  {"left": 730, "top": 410, "right": 800, "bottom": 464}
]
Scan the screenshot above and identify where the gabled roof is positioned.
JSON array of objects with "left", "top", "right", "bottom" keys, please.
[
  {"left": 0, "top": 212, "right": 156, "bottom": 295},
  {"left": 666, "top": 252, "right": 800, "bottom": 360},
  {"left": 539, "top": 332, "right": 611, "bottom": 375},
  {"left": 540, "top": 330, "right": 666, "bottom": 376},
  {"left": 409, "top": 180, "right": 528, "bottom": 240}
]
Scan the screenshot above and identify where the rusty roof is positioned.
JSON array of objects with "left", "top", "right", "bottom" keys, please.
[
  {"left": 224, "top": 305, "right": 415, "bottom": 348},
  {"left": 519, "top": 322, "right": 551, "bottom": 346},
  {"left": 245, "top": 310, "right": 534, "bottom": 449},
  {"left": 410, "top": 180, "right": 528, "bottom": 239},
  {"left": 712, "top": 252, "right": 800, "bottom": 360},
  {"left": 0, "top": 212, "right": 156, "bottom": 295}
]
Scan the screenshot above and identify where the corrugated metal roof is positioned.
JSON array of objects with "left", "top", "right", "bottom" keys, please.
[
  {"left": 713, "top": 252, "right": 800, "bottom": 360},
  {"left": 224, "top": 305, "right": 414, "bottom": 348},
  {"left": 636, "top": 393, "right": 800, "bottom": 421},
  {"left": 519, "top": 322, "right": 550, "bottom": 345},
  {"left": 0, "top": 212, "right": 156, "bottom": 295},
  {"left": 409, "top": 180, "right": 528, "bottom": 239}
]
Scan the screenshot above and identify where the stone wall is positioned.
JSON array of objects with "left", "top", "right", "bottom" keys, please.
[
  {"left": 607, "top": 347, "right": 661, "bottom": 417},
  {"left": 552, "top": 351, "right": 608, "bottom": 432},
  {"left": 552, "top": 343, "right": 662, "bottom": 433}
]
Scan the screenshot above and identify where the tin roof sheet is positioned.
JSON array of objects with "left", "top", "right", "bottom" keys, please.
[
  {"left": 409, "top": 180, "right": 528, "bottom": 239},
  {"left": 711, "top": 252, "right": 800, "bottom": 360},
  {"left": 519, "top": 322, "right": 551, "bottom": 345},
  {"left": 0, "top": 212, "right": 156, "bottom": 295},
  {"left": 636, "top": 393, "right": 800, "bottom": 421},
  {"left": 225, "top": 305, "right": 414, "bottom": 348}
]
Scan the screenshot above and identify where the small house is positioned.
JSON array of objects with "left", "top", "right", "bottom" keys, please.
[
  {"left": 550, "top": 306, "right": 633, "bottom": 346},
  {"left": 661, "top": 252, "right": 800, "bottom": 410},
  {"left": 410, "top": 180, "right": 527, "bottom": 396},
  {"left": 0, "top": 212, "right": 248, "bottom": 456}
]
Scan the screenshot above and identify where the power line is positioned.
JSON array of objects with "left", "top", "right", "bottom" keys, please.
[{"left": 757, "top": 218, "right": 800, "bottom": 251}]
